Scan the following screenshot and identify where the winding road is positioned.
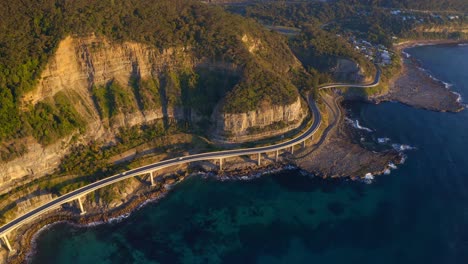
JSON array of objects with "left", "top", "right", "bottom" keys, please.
[{"left": 0, "top": 70, "right": 380, "bottom": 249}]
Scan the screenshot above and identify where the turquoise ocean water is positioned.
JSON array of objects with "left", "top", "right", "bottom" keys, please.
[{"left": 31, "top": 44, "right": 468, "bottom": 264}]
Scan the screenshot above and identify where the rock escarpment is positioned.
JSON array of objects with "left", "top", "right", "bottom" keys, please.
[
  {"left": 23, "top": 35, "right": 192, "bottom": 126},
  {"left": 213, "top": 97, "right": 307, "bottom": 142},
  {"left": 0, "top": 35, "right": 308, "bottom": 191}
]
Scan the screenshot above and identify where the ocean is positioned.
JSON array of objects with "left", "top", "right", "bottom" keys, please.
[{"left": 30, "top": 44, "right": 468, "bottom": 264}]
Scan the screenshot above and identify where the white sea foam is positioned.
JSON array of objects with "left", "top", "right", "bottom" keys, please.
[
  {"left": 345, "top": 118, "right": 373, "bottom": 132},
  {"left": 442, "top": 81, "right": 453, "bottom": 89},
  {"left": 417, "top": 66, "right": 456, "bottom": 90},
  {"left": 384, "top": 169, "right": 391, "bottom": 175},
  {"left": 363, "top": 173, "right": 374, "bottom": 184},
  {"left": 451, "top": 91, "right": 465, "bottom": 106},
  {"left": 392, "top": 144, "right": 416, "bottom": 151},
  {"left": 402, "top": 51, "right": 411, "bottom": 58},
  {"left": 400, "top": 155, "right": 407, "bottom": 164},
  {"left": 416, "top": 43, "right": 436, "bottom": 47},
  {"left": 388, "top": 162, "right": 398, "bottom": 169},
  {"left": 377, "top": 137, "right": 391, "bottom": 144},
  {"left": 108, "top": 213, "right": 131, "bottom": 224},
  {"left": 458, "top": 43, "right": 468, "bottom": 47}
]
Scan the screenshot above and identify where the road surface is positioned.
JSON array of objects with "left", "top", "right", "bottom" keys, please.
[{"left": 0, "top": 70, "right": 380, "bottom": 241}]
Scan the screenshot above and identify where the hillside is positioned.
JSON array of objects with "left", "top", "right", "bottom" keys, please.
[
  {"left": 0, "top": 0, "right": 309, "bottom": 187},
  {"left": 340, "top": 0, "right": 468, "bottom": 12}
]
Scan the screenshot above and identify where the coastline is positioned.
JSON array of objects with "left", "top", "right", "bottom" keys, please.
[
  {"left": 294, "top": 93, "right": 403, "bottom": 180},
  {"left": 393, "top": 39, "right": 468, "bottom": 51},
  {"left": 2, "top": 39, "right": 466, "bottom": 264},
  {"left": 6, "top": 149, "right": 399, "bottom": 264},
  {"left": 7, "top": 162, "right": 298, "bottom": 264},
  {"left": 370, "top": 39, "right": 466, "bottom": 113}
]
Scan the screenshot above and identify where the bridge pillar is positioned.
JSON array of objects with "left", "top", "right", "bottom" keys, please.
[
  {"left": 219, "top": 158, "right": 223, "bottom": 171},
  {"left": 150, "top": 171, "right": 155, "bottom": 186},
  {"left": 1, "top": 235, "right": 12, "bottom": 252},
  {"left": 291, "top": 145, "right": 294, "bottom": 154},
  {"left": 275, "top": 150, "right": 279, "bottom": 162},
  {"left": 77, "top": 197, "right": 86, "bottom": 215},
  {"left": 302, "top": 141, "right": 306, "bottom": 148},
  {"left": 257, "top": 153, "right": 261, "bottom": 166}
]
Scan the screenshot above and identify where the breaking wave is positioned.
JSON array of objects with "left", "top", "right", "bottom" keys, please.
[
  {"left": 345, "top": 118, "right": 373, "bottom": 132},
  {"left": 451, "top": 91, "right": 466, "bottom": 107},
  {"left": 378, "top": 137, "right": 391, "bottom": 144},
  {"left": 416, "top": 64, "right": 465, "bottom": 107},
  {"left": 392, "top": 144, "right": 416, "bottom": 151},
  {"left": 416, "top": 65, "right": 454, "bottom": 89},
  {"left": 363, "top": 173, "right": 374, "bottom": 184},
  {"left": 402, "top": 51, "right": 411, "bottom": 58}
]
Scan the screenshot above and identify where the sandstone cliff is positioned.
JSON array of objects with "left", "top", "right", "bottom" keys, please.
[
  {"left": 0, "top": 35, "right": 307, "bottom": 192},
  {"left": 212, "top": 96, "right": 307, "bottom": 142}
]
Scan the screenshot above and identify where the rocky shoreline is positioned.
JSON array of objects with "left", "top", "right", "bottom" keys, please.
[
  {"left": 295, "top": 39, "right": 466, "bottom": 179},
  {"left": 5, "top": 162, "right": 300, "bottom": 264},
  {"left": 294, "top": 93, "right": 403, "bottom": 180},
  {"left": 370, "top": 39, "right": 467, "bottom": 113},
  {"left": 393, "top": 39, "right": 468, "bottom": 51},
  {"left": 2, "top": 39, "right": 467, "bottom": 264},
  {"left": 5, "top": 151, "right": 399, "bottom": 263}
]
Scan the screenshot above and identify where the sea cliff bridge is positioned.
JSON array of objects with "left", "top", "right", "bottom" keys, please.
[{"left": 0, "top": 71, "right": 380, "bottom": 251}]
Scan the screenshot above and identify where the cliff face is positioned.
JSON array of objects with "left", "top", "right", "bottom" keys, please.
[
  {"left": 23, "top": 35, "right": 192, "bottom": 126},
  {"left": 2, "top": 35, "right": 193, "bottom": 191},
  {"left": 213, "top": 97, "right": 307, "bottom": 141},
  {"left": 0, "top": 35, "right": 307, "bottom": 192}
]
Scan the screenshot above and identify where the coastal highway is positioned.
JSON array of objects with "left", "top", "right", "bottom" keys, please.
[{"left": 0, "top": 70, "right": 380, "bottom": 246}]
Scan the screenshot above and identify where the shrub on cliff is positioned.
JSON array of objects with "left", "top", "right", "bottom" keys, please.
[{"left": 0, "top": 0, "right": 302, "bottom": 147}]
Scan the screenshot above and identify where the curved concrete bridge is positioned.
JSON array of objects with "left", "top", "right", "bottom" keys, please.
[{"left": 0, "top": 71, "right": 380, "bottom": 251}]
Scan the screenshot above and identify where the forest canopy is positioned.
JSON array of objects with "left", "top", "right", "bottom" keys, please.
[{"left": 0, "top": 0, "right": 301, "bottom": 144}]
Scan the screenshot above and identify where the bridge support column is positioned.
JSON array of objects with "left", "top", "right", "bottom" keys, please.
[
  {"left": 257, "top": 153, "right": 261, "bottom": 166},
  {"left": 77, "top": 197, "right": 86, "bottom": 215},
  {"left": 302, "top": 141, "right": 306, "bottom": 148},
  {"left": 1, "top": 235, "right": 12, "bottom": 252},
  {"left": 219, "top": 158, "right": 223, "bottom": 171},
  {"left": 291, "top": 146, "right": 294, "bottom": 154},
  {"left": 150, "top": 171, "right": 155, "bottom": 186},
  {"left": 275, "top": 150, "right": 279, "bottom": 162}
]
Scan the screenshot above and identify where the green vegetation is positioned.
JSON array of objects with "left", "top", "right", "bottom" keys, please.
[
  {"left": 189, "top": 69, "right": 240, "bottom": 116},
  {"left": 290, "top": 25, "right": 375, "bottom": 76},
  {"left": 341, "top": 0, "right": 468, "bottom": 12},
  {"left": 247, "top": 121, "right": 291, "bottom": 135},
  {"left": 92, "top": 81, "right": 138, "bottom": 120},
  {"left": 135, "top": 78, "right": 161, "bottom": 110},
  {"left": 26, "top": 92, "right": 85, "bottom": 145},
  {"left": 225, "top": 0, "right": 465, "bottom": 96},
  {"left": 59, "top": 120, "right": 171, "bottom": 176},
  {"left": 224, "top": 65, "right": 298, "bottom": 113},
  {"left": 343, "top": 52, "right": 401, "bottom": 97},
  {"left": 0, "top": 0, "right": 302, "bottom": 153},
  {"left": 228, "top": 2, "right": 378, "bottom": 86},
  {"left": 231, "top": 0, "right": 466, "bottom": 46}
]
